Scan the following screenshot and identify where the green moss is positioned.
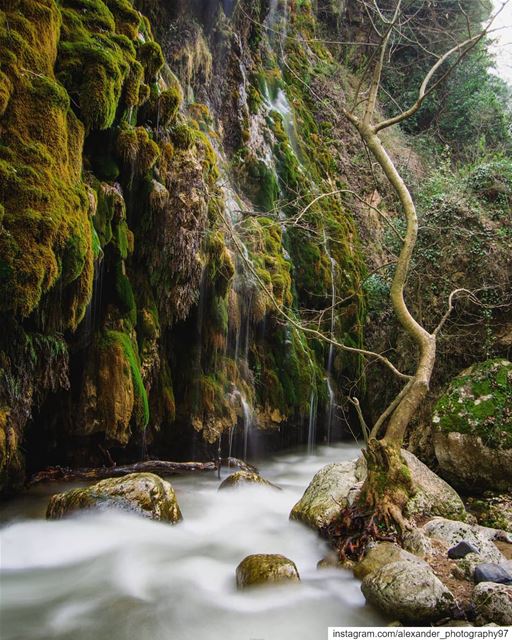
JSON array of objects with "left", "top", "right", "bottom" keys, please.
[
  {"left": 206, "top": 231, "right": 235, "bottom": 297},
  {"left": 170, "top": 123, "right": 194, "bottom": 150},
  {"left": 141, "top": 85, "right": 183, "bottom": 127},
  {"left": 101, "top": 329, "right": 149, "bottom": 428},
  {"left": 238, "top": 154, "right": 279, "bottom": 212},
  {"left": 433, "top": 359, "right": 512, "bottom": 448},
  {"left": 114, "top": 261, "right": 136, "bottom": 325},
  {"left": 137, "top": 41, "right": 164, "bottom": 81},
  {"left": 0, "top": 0, "right": 93, "bottom": 323},
  {"left": 117, "top": 125, "right": 160, "bottom": 174}
]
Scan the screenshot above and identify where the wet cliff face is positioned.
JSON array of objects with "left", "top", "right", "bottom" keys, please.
[{"left": 0, "top": 0, "right": 366, "bottom": 491}]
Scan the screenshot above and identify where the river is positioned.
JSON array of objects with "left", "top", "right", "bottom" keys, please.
[{"left": 0, "top": 443, "right": 386, "bottom": 640}]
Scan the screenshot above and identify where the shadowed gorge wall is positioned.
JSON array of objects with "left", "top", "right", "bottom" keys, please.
[{"left": 0, "top": 0, "right": 366, "bottom": 492}]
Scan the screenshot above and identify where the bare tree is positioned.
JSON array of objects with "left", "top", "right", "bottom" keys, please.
[{"left": 231, "top": 0, "right": 509, "bottom": 540}]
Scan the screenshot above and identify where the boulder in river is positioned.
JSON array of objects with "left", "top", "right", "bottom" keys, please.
[
  {"left": 46, "top": 472, "right": 183, "bottom": 523},
  {"left": 432, "top": 359, "right": 512, "bottom": 491},
  {"left": 291, "top": 450, "right": 465, "bottom": 532},
  {"left": 473, "top": 582, "right": 512, "bottom": 625},
  {"left": 290, "top": 461, "right": 358, "bottom": 530},
  {"left": 219, "top": 470, "right": 279, "bottom": 490},
  {"left": 361, "top": 560, "right": 455, "bottom": 623},
  {"left": 236, "top": 554, "right": 300, "bottom": 589}
]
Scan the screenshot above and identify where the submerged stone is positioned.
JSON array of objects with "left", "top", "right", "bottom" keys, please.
[
  {"left": 219, "top": 471, "right": 279, "bottom": 490},
  {"left": 236, "top": 554, "right": 300, "bottom": 589},
  {"left": 46, "top": 472, "right": 183, "bottom": 523}
]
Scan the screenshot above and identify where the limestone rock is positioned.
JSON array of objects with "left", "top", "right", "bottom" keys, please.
[
  {"left": 219, "top": 470, "right": 279, "bottom": 490},
  {"left": 401, "top": 450, "right": 466, "bottom": 520},
  {"left": 361, "top": 560, "right": 455, "bottom": 623},
  {"left": 354, "top": 542, "right": 429, "bottom": 579},
  {"left": 432, "top": 359, "right": 512, "bottom": 491},
  {"left": 422, "top": 517, "right": 506, "bottom": 579},
  {"left": 291, "top": 450, "right": 465, "bottom": 532},
  {"left": 290, "top": 461, "right": 359, "bottom": 531},
  {"left": 473, "top": 582, "right": 512, "bottom": 625},
  {"left": 236, "top": 554, "right": 300, "bottom": 589},
  {"left": 402, "top": 528, "right": 434, "bottom": 558},
  {"left": 422, "top": 518, "right": 504, "bottom": 564},
  {"left": 46, "top": 472, "right": 183, "bottom": 523}
]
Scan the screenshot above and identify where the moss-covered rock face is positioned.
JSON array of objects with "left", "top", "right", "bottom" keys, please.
[
  {"left": 1, "top": 0, "right": 368, "bottom": 492},
  {"left": 0, "top": 0, "right": 92, "bottom": 323},
  {"left": 46, "top": 472, "right": 183, "bottom": 522},
  {"left": 433, "top": 359, "right": 512, "bottom": 490},
  {"left": 235, "top": 554, "right": 300, "bottom": 589},
  {"left": 433, "top": 359, "right": 512, "bottom": 448}
]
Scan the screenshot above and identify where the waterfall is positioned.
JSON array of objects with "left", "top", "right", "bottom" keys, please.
[
  {"left": 307, "top": 389, "right": 317, "bottom": 455},
  {"left": 241, "top": 395, "right": 253, "bottom": 460},
  {"left": 324, "top": 230, "right": 337, "bottom": 444},
  {"left": 326, "top": 377, "right": 335, "bottom": 445},
  {"left": 81, "top": 251, "right": 105, "bottom": 344}
]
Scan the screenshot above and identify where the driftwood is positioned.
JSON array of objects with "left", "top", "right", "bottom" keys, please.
[{"left": 29, "top": 457, "right": 258, "bottom": 485}]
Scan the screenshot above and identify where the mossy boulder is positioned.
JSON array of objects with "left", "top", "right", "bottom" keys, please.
[
  {"left": 46, "top": 472, "right": 183, "bottom": 522},
  {"left": 219, "top": 470, "right": 279, "bottom": 490},
  {"left": 291, "top": 451, "right": 465, "bottom": 533},
  {"left": 235, "top": 554, "right": 300, "bottom": 589},
  {"left": 433, "top": 359, "right": 512, "bottom": 490}
]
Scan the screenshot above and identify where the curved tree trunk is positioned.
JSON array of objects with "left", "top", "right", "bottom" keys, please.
[{"left": 353, "top": 123, "right": 437, "bottom": 530}]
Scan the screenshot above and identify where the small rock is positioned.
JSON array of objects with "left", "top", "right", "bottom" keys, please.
[
  {"left": 46, "top": 473, "right": 183, "bottom": 523},
  {"left": 219, "top": 470, "right": 279, "bottom": 490},
  {"left": 474, "top": 563, "right": 512, "bottom": 584},
  {"left": 354, "top": 542, "right": 428, "bottom": 579},
  {"left": 448, "top": 541, "right": 480, "bottom": 559},
  {"left": 361, "top": 560, "right": 455, "bottom": 623},
  {"left": 236, "top": 554, "right": 300, "bottom": 589},
  {"left": 473, "top": 582, "right": 512, "bottom": 625}
]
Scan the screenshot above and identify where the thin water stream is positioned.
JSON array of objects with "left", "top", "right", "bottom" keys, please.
[{"left": 0, "top": 443, "right": 386, "bottom": 640}]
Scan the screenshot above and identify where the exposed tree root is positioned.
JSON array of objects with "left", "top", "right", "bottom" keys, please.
[{"left": 326, "top": 439, "right": 415, "bottom": 561}]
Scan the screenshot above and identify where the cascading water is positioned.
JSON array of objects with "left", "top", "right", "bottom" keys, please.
[
  {"left": 324, "top": 231, "right": 338, "bottom": 444},
  {"left": 307, "top": 389, "right": 318, "bottom": 455},
  {"left": 241, "top": 395, "right": 253, "bottom": 460},
  {"left": 0, "top": 444, "right": 384, "bottom": 640}
]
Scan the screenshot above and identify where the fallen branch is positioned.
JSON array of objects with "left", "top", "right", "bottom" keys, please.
[{"left": 29, "top": 458, "right": 256, "bottom": 485}]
